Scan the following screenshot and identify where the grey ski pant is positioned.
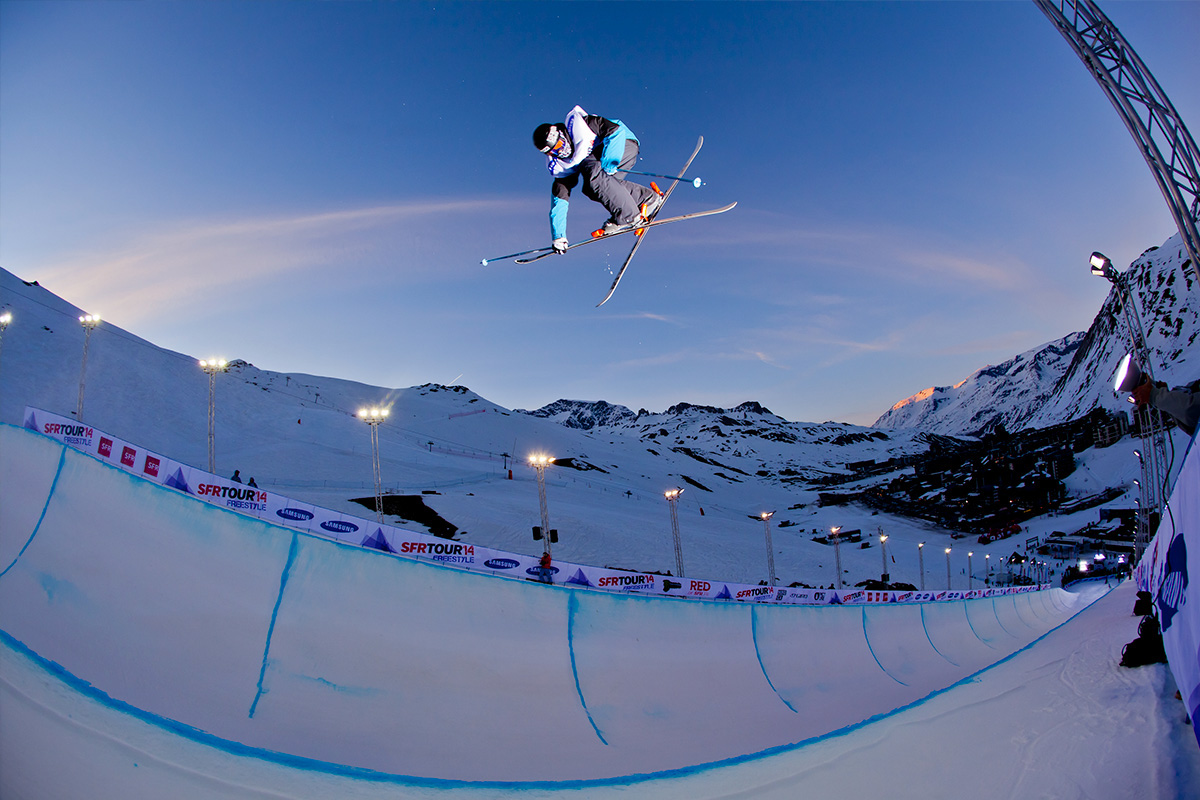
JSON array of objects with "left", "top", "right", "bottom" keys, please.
[{"left": 578, "top": 140, "right": 657, "bottom": 225}]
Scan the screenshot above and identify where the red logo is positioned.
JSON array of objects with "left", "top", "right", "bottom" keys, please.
[
  {"left": 98, "top": 437, "right": 113, "bottom": 458},
  {"left": 143, "top": 456, "right": 160, "bottom": 477},
  {"left": 121, "top": 446, "right": 137, "bottom": 467}
]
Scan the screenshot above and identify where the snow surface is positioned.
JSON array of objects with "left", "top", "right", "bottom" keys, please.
[
  {"left": 2, "top": 423, "right": 1199, "bottom": 798},
  {"left": 2, "top": 267, "right": 1199, "bottom": 796}
]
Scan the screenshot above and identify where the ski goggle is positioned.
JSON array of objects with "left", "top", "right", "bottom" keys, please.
[{"left": 540, "top": 127, "right": 571, "bottom": 157}]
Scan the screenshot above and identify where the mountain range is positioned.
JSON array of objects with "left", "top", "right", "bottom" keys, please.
[
  {"left": 0, "top": 227, "right": 1192, "bottom": 586},
  {"left": 873, "top": 231, "right": 1196, "bottom": 436}
]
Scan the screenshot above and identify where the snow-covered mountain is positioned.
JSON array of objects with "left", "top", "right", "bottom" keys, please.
[
  {"left": 862, "top": 333, "right": 1085, "bottom": 437},
  {"left": 0, "top": 266, "right": 943, "bottom": 586},
  {"left": 0, "top": 241, "right": 1181, "bottom": 585},
  {"left": 518, "top": 398, "right": 917, "bottom": 488},
  {"left": 873, "top": 231, "right": 1198, "bottom": 436},
  {"left": 518, "top": 398, "right": 638, "bottom": 430}
]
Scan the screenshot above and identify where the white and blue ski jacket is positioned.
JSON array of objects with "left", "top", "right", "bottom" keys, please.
[{"left": 545, "top": 105, "right": 639, "bottom": 240}]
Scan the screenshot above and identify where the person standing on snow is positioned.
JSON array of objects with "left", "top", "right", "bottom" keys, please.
[{"left": 532, "top": 105, "right": 663, "bottom": 254}]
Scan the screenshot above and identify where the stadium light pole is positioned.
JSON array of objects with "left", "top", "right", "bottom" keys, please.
[
  {"left": 0, "top": 311, "right": 11, "bottom": 381},
  {"left": 831, "top": 526, "right": 844, "bottom": 590},
  {"left": 945, "top": 547, "right": 953, "bottom": 590},
  {"left": 529, "top": 454, "right": 554, "bottom": 557},
  {"left": 918, "top": 542, "right": 926, "bottom": 590},
  {"left": 1091, "top": 251, "right": 1168, "bottom": 564},
  {"left": 199, "top": 359, "right": 229, "bottom": 473},
  {"left": 968, "top": 551, "right": 974, "bottom": 590},
  {"left": 76, "top": 314, "right": 101, "bottom": 421},
  {"left": 664, "top": 488, "right": 686, "bottom": 578},
  {"left": 358, "top": 407, "right": 390, "bottom": 522},
  {"left": 761, "top": 511, "right": 777, "bottom": 587},
  {"left": 879, "top": 532, "right": 890, "bottom": 584}
]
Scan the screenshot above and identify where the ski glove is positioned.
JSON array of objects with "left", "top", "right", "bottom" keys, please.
[{"left": 553, "top": 238, "right": 569, "bottom": 254}]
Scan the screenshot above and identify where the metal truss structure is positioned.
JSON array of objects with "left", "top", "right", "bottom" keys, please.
[{"left": 1035, "top": 0, "right": 1200, "bottom": 284}]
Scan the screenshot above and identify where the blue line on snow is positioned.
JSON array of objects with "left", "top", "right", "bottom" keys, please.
[
  {"left": 920, "top": 604, "right": 959, "bottom": 666},
  {"left": 992, "top": 597, "right": 1017, "bottom": 638},
  {"left": 0, "top": 588, "right": 1104, "bottom": 793},
  {"left": 862, "top": 606, "right": 908, "bottom": 686},
  {"left": 567, "top": 591, "right": 608, "bottom": 745},
  {"left": 752, "top": 605, "right": 797, "bottom": 713},
  {"left": 249, "top": 532, "right": 299, "bottom": 719},
  {"left": 963, "top": 599, "right": 1000, "bottom": 649},
  {"left": 0, "top": 444, "right": 67, "bottom": 580}
]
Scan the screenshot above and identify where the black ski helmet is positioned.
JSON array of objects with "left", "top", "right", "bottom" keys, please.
[{"left": 533, "top": 123, "right": 557, "bottom": 152}]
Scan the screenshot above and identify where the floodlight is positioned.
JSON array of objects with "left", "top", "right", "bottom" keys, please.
[
  {"left": 199, "top": 358, "right": 229, "bottom": 372},
  {"left": 200, "top": 359, "right": 231, "bottom": 472},
  {"left": 1113, "top": 352, "right": 1145, "bottom": 393},
  {"left": 1089, "top": 251, "right": 1113, "bottom": 278}
]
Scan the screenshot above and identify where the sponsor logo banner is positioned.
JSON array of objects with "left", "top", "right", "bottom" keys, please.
[{"left": 22, "top": 404, "right": 1058, "bottom": 613}]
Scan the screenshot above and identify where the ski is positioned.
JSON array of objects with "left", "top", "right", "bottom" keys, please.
[
  {"left": 512, "top": 201, "right": 735, "bottom": 265},
  {"left": 508, "top": 136, "right": 708, "bottom": 267},
  {"left": 595, "top": 136, "right": 705, "bottom": 304}
]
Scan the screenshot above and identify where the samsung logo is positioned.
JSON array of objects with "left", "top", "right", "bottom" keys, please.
[
  {"left": 277, "top": 508, "right": 315, "bottom": 522},
  {"left": 485, "top": 558, "right": 520, "bottom": 570},
  {"left": 321, "top": 520, "right": 359, "bottom": 533}
]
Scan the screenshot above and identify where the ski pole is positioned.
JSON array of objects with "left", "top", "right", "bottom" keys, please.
[
  {"left": 623, "top": 168, "right": 704, "bottom": 188},
  {"left": 481, "top": 246, "right": 553, "bottom": 266}
]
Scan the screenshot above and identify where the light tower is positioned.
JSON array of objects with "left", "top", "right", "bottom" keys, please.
[
  {"left": 968, "top": 551, "right": 974, "bottom": 590},
  {"left": 918, "top": 542, "right": 926, "bottom": 590},
  {"left": 760, "top": 511, "right": 777, "bottom": 587},
  {"left": 831, "top": 526, "right": 844, "bottom": 590},
  {"left": 529, "top": 454, "right": 554, "bottom": 557},
  {"left": 77, "top": 314, "right": 101, "bottom": 421},
  {"left": 664, "top": 488, "right": 686, "bottom": 578},
  {"left": 1092, "top": 251, "right": 1169, "bottom": 564},
  {"left": 358, "top": 407, "right": 390, "bottom": 522},
  {"left": 1035, "top": 0, "right": 1200, "bottom": 284},
  {"left": 0, "top": 311, "right": 11, "bottom": 382},
  {"left": 199, "top": 359, "right": 229, "bottom": 473},
  {"left": 878, "top": 529, "right": 890, "bottom": 584},
  {"left": 945, "top": 547, "right": 953, "bottom": 590}
]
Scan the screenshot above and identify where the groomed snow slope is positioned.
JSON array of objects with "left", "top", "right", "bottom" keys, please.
[{"left": 0, "top": 423, "right": 1125, "bottom": 793}]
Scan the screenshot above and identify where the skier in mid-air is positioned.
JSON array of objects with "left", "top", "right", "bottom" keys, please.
[{"left": 532, "top": 105, "right": 663, "bottom": 254}]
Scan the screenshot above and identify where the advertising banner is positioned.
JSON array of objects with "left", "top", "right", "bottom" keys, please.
[
  {"left": 1136, "top": 433, "right": 1199, "bottom": 748},
  {"left": 24, "top": 406, "right": 1050, "bottom": 608}
]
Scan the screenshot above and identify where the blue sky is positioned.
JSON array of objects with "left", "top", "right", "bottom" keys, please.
[{"left": 2, "top": 1, "right": 1197, "bottom": 426}]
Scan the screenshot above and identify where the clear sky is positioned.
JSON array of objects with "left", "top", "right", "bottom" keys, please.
[{"left": 1, "top": 0, "right": 1197, "bottom": 426}]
